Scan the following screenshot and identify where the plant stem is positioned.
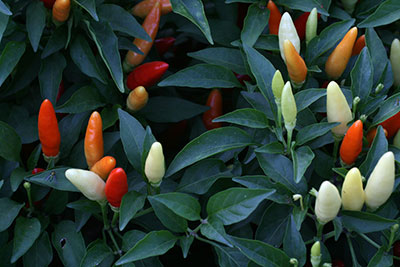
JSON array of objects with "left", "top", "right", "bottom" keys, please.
[
  {"left": 347, "top": 234, "right": 359, "bottom": 266},
  {"left": 111, "top": 210, "right": 119, "bottom": 229},
  {"left": 316, "top": 222, "right": 324, "bottom": 240},
  {"left": 276, "top": 103, "right": 282, "bottom": 131},
  {"left": 305, "top": 231, "right": 335, "bottom": 245},
  {"left": 358, "top": 233, "right": 380, "bottom": 249},
  {"left": 333, "top": 137, "right": 340, "bottom": 163},
  {"left": 99, "top": 201, "right": 110, "bottom": 230},
  {"left": 195, "top": 235, "right": 221, "bottom": 247},
  {"left": 107, "top": 229, "right": 122, "bottom": 256},
  {"left": 133, "top": 207, "right": 154, "bottom": 218},
  {"left": 286, "top": 126, "right": 294, "bottom": 153}
]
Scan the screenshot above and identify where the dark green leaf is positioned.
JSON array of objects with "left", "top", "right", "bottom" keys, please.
[
  {"left": 214, "top": 245, "right": 249, "bottom": 267},
  {"left": 366, "top": 28, "right": 388, "bottom": 87},
  {"left": 0, "top": 12, "right": 9, "bottom": 44},
  {"left": 0, "top": 121, "right": 21, "bottom": 162},
  {"left": 358, "top": 0, "right": 400, "bottom": 28},
  {"left": 80, "top": 241, "right": 114, "bottom": 267},
  {"left": 119, "top": 190, "right": 146, "bottom": 231},
  {"left": 74, "top": 0, "right": 98, "bottom": 21},
  {"left": 11, "top": 217, "right": 41, "bottom": 263},
  {"left": 0, "top": 41, "right": 25, "bottom": 87},
  {"left": 296, "top": 122, "right": 339, "bottom": 146},
  {"left": 255, "top": 142, "right": 284, "bottom": 154},
  {"left": 213, "top": 108, "right": 269, "bottom": 128},
  {"left": 253, "top": 34, "right": 279, "bottom": 52},
  {"left": 56, "top": 86, "right": 105, "bottom": 113},
  {"left": 368, "top": 247, "right": 393, "bottom": 267},
  {"left": 26, "top": 1, "right": 46, "bottom": 52},
  {"left": 59, "top": 112, "right": 90, "bottom": 158},
  {"left": 241, "top": 3, "right": 269, "bottom": 47},
  {"left": 66, "top": 198, "right": 101, "bottom": 213},
  {"left": 10, "top": 167, "right": 28, "bottom": 192},
  {"left": 179, "top": 235, "right": 194, "bottom": 259},
  {"left": 372, "top": 93, "right": 400, "bottom": 125},
  {"left": 122, "top": 230, "right": 146, "bottom": 252},
  {"left": 0, "top": 0, "right": 11, "bottom": 15},
  {"left": 23, "top": 232, "right": 53, "bottom": 267},
  {"left": 39, "top": 52, "right": 66, "bottom": 104},
  {"left": 42, "top": 26, "right": 67, "bottom": 59},
  {"left": 0, "top": 198, "right": 24, "bottom": 232},
  {"left": 275, "top": 0, "right": 329, "bottom": 15},
  {"left": 241, "top": 91, "right": 274, "bottom": 120},
  {"left": 341, "top": 211, "right": 396, "bottom": 233},
  {"left": 291, "top": 146, "right": 314, "bottom": 184},
  {"left": 295, "top": 89, "right": 326, "bottom": 112},
  {"left": 101, "top": 105, "right": 120, "bottom": 130},
  {"left": 26, "top": 167, "right": 80, "bottom": 192},
  {"left": 200, "top": 218, "right": 232, "bottom": 247},
  {"left": 351, "top": 48, "right": 373, "bottom": 105},
  {"left": 283, "top": 215, "right": 306, "bottom": 267}
]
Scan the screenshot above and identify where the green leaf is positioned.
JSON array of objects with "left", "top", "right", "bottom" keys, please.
[
  {"left": 149, "top": 193, "right": 201, "bottom": 221},
  {"left": 241, "top": 3, "right": 269, "bottom": 47},
  {"left": 69, "top": 35, "right": 106, "bottom": 83},
  {"left": 171, "top": 0, "right": 213, "bottom": 44},
  {"left": 39, "top": 52, "right": 66, "bottom": 104},
  {"left": 351, "top": 48, "right": 373, "bottom": 106},
  {"left": 341, "top": 211, "right": 397, "bottom": 233},
  {"left": 11, "top": 217, "right": 41, "bottom": 263},
  {"left": 253, "top": 34, "right": 280, "bottom": 52},
  {"left": 116, "top": 231, "right": 177, "bottom": 265},
  {"left": 0, "top": 0, "right": 11, "bottom": 15},
  {"left": 0, "top": 12, "right": 9, "bottom": 44},
  {"left": 23, "top": 232, "right": 53, "bottom": 267},
  {"left": 74, "top": 0, "right": 98, "bottom": 21},
  {"left": 98, "top": 4, "right": 151, "bottom": 41},
  {"left": 26, "top": 167, "right": 80, "bottom": 192},
  {"left": 214, "top": 245, "right": 249, "bottom": 267},
  {"left": 26, "top": 1, "right": 46, "bottom": 52},
  {"left": 56, "top": 86, "right": 105, "bottom": 113},
  {"left": 118, "top": 109, "right": 146, "bottom": 172},
  {"left": 296, "top": 122, "right": 339, "bottom": 146},
  {"left": 119, "top": 190, "right": 146, "bottom": 231},
  {"left": 295, "top": 89, "right": 326, "bottom": 112},
  {"left": 101, "top": 105, "right": 120, "bottom": 130},
  {"left": 139, "top": 96, "right": 209, "bottom": 123},
  {"left": 213, "top": 108, "right": 269, "bottom": 128},
  {"left": 283, "top": 215, "right": 306, "bottom": 267},
  {"left": 179, "top": 235, "right": 194, "bottom": 259},
  {"left": 10, "top": 167, "right": 28, "bottom": 192},
  {"left": 200, "top": 218, "right": 232, "bottom": 247},
  {"left": 0, "top": 121, "right": 21, "bottom": 162},
  {"left": 0, "top": 198, "right": 24, "bottom": 232},
  {"left": 166, "top": 127, "right": 253, "bottom": 177},
  {"left": 85, "top": 20, "right": 124, "bottom": 93},
  {"left": 42, "top": 26, "right": 68, "bottom": 59},
  {"left": 241, "top": 91, "right": 274, "bottom": 120},
  {"left": 187, "top": 47, "right": 246, "bottom": 74},
  {"left": 368, "top": 247, "right": 393, "bottom": 267},
  {"left": 52, "top": 221, "right": 86, "bottom": 267},
  {"left": 80, "top": 241, "right": 114, "bottom": 267},
  {"left": 206, "top": 188, "right": 276, "bottom": 225},
  {"left": 291, "top": 146, "right": 314, "bottom": 184},
  {"left": 275, "top": 0, "right": 329, "bottom": 15},
  {"left": 358, "top": 0, "right": 400, "bottom": 28},
  {"left": 122, "top": 230, "right": 146, "bottom": 252},
  {"left": 0, "top": 41, "right": 25, "bottom": 87},
  {"left": 366, "top": 28, "right": 389, "bottom": 87},
  {"left": 372, "top": 93, "right": 400, "bottom": 125},
  {"left": 59, "top": 112, "right": 90, "bottom": 158},
  {"left": 158, "top": 64, "right": 241, "bottom": 88},
  {"left": 255, "top": 142, "right": 285, "bottom": 154}
]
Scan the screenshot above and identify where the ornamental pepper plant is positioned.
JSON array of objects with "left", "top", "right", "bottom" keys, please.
[{"left": 2, "top": 0, "right": 400, "bottom": 266}]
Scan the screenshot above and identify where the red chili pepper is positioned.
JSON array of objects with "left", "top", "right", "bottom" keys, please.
[
  {"left": 31, "top": 168, "right": 45, "bottom": 174},
  {"left": 41, "top": 0, "right": 56, "bottom": 9},
  {"left": 234, "top": 73, "right": 252, "bottom": 86},
  {"left": 351, "top": 34, "right": 366, "bottom": 56},
  {"left": 202, "top": 89, "right": 223, "bottom": 130},
  {"left": 56, "top": 80, "right": 65, "bottom": 103},
  {"left": 321, "top": 81, "right": 329, "bottom": 88},
  {"left": 105, "top": 168, "right": 128, "bottom": 208},
  {"left": 294, "top": 12, "right": 321, "bottom": 41},
  {"left": 267, "top": 1, "right": 281, "bottom": 35},
  {"left": 340, "top": 120, "right": 363, "bottom": 165},
  {"left": 379, "top": 112, "right": 400, "bottom": 138},
  {"left": 126, "top": 61, "right": 169, "bottom": 90},
  {"left": 366, "top": 127, "right": 388, "bottom": 147},
  {"left": 155, "top": 37, "right": 175, "bottom": 56},
  {"left": 38, "top": 99, "right": 61, "bottom": 159}
]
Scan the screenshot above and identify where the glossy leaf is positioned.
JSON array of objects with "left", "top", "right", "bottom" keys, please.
[
  {"left": 283, "top": 215, "right": 306, "bottom": 267},
  {"left": 39, "top": 52, "right": 66, "bottom": 104},
  {"left": 56, "top": 86, "right": 105, "bottom": 113},
  {"left": 11, "top": 217, "right": 41, "bottom": 263},
  {"left": 148, "top": 197, "right": 188, "bottom": 233},
  {"left": 351, "top": 48, "right": 373, "bottom": 106},
  {"left": 0, "top": 0, "right": 11, "bottom": 15},
  {"left": 0, "top": 41, "right": 25, "bottom": 87},
  {"left": 241, "top": 3, "right": 269, "bottom": 47},
  {"left": 200, "top": 218, "right": 233, "bottom": 247},
  {"left": 0, "top": 198, "right": 24, "bottom": 232},
  {"left": 0, "top": 121, "right": 21, "bottom": 162},
  {"left": 296, "top": 122, "right": 339, "bottom": 146},
  {"left": 23, "top": 232, "right": 53, "bottom": 267},
  {"left": 358, "top": 0, "right": 400, "bottom": 28},
  {"left": 119, "top": 190, "right": 146, "bottom": 231},
  {"left": 291, "top": 146, "right": 314, "bottom": 184},
  {"left": 295, "top": 89, "right": 326, "bottom": 112},
  {"left": 213, "top": 108, "right": 269, "bottom": 128},
  {"left": 26, "top": 1, "right": 46, "bottom": 52},
  {"left": 275, "top": 0, "right": 329, "bottom": 15},
  {"left": 149, "top": 193, "right": 201, "bottom": 221},
  {"left": 75, "top": 0, "right": 98, "bottom": 21},
  {"left": 26, "top": 168, "right": 80, "bottom": 192},
  {"left": 42, "top": 26, "right": 68, "bottom": 59},
  {"left": 80, "top": 241, "right": 114, "bottom": 267},
  {"left": 341, "top": 211, "right": 397, "bottom": 233},
  {"left": 371, "top": 93, "right": 400, "bottom": 125}
]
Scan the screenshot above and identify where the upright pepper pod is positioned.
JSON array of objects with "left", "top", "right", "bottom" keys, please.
[
  {"left": 38, "top": 99, "right": 61, "bottom": 161},
  {"left": 145, "top": 142, "right": 165, "bottom": 187},
  {"left": 339, "top": 120, "right": 363, "bottom": 165},
  {"left": 126, "top": 86, "right": 149, "bottom": 112},
  {"left": 267, "top": 0, "right": 281, "bottom": 35},
  {"left": 132, "top": 0, "right": 172, "bottom": 19},
  {"left": 124, "top": 1, "right": 161, "bottom": 72},
  {"left": 203, "top": 89, "right": 223, "bottom": 130},
  {"left": 310, "top": 241, "right": 321, "bottom": 267},
  {"left": 326, "top": 81, "right": 353, "bottom": 138},
  {"left": 272, "top": 70, "right": 285, "bottom": 103},
  {"left": 91, "top": 156, "right": 116, "bottom": 180},
  {"left": 126, "top": 61, "right": 169, "bottom": 90},
  {"left": 305, "top": 8, "right": 318, "bottom": 45},
  {"left": 155, "top": 37, "right": 175, "bottom": 56},
  {"left": 278, "top": 12, "right": 300, "bottom": 62},
  {"left": 351, "top": 35, "right": 366, "bottom": 56},
  {"left": 390, "top": 38, "right": 400, "bottom": 87},
  {"left": 315, "top": 181, "right": 341, "bottom": 224},
  {"left": 379, "top": 111, "right": 400, "bottom": 138},
  {"left": 85, "top": 111, "right": 104, "bottom": 169},
  {"left": 364, "top": 152, "right": 395, "bottom": 210},
  {"left": 283, "top": 40, "right": 307, "bottom": 86},
  {"left": 105, "top": 168, "right": 128, "bottom": 208},
  {"left": 65, "top": 169, "right": 106, "bottom": 201},
  {"left": 281, "top": 81, "right": 297, "bottom": 130},
  {"left": 325, "top": 27, "right": 358, "bottom": 79},
  {"left": 341, "top": 167, "right": 365, "bottom": 211},
  {"left": 52, "top": 0, "right": 71, "bottom": 23}
]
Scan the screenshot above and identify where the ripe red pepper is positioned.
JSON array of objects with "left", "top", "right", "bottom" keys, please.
[
  {"left": 56, "top": 80, "right": 65, "bottom": 103},
  {"left": 267, "top": 1, "right": 281, "bottom": 35},
  {"left": 340, "top": 120, "right": 363, "bottom": 165},
  {"left": 351, "top": 34, "right": 366, "bottom": 56},
  {"left": 234, "top": 73, "right": 252, "bottom": 86},
  {"left": 38, "top": 99, "right": 61, "bottom": 159},
  {"left": 105, "top": 168, "right": 128, "bottom": 208},
  {"left": 41, "top": 0, "right": 56, "bottom": 9},
  {"left": 379, "top": 112, "right": 400, "bottom": 138},
  {"left": 31, "top": 168, "right": 45, "bottom": 174},
  {"left": 126, "top": 61, "right": 169, "bottom": 90},
  {"left": 202, "top": 89, "right": 223, "bottom": 130},
  {"left": 155, "top": 37, "right": 175, "bottom": 56},
  {"left": 294, "top": 12, "right": 321, "bottom": 41}
]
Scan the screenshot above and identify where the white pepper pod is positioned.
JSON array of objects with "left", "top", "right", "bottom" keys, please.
[
  {"left": 278, "top": 12, "right": 300, "bottom": 62},
  {"left": 65, "top": 169, "right": 106, "bottom": 201},
  {"left": 315, "top": 181, "right": 341, "bottom": 224},
  {"left": 145, "top": 142, "right": 165, "bottom": 187},
  {"left": 341, "top": 167, "right": 365, "bottom": 211}
]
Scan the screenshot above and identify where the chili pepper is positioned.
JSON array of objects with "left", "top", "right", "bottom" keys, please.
[
  {"left": 305, "top": 8, "right": 319, "bottom": 46},
  {"left": 351, "top": 34, "right": 365, "bottom": 56},
  {"left": 364, "top": 151, "right": 395, "bottom": 210},
  {"left": 145, "top": 142, "right": 165, "bottom": 186},
  {"left": 41, "top": 0, "right": 56, "bottom": 9},
  {"left": 155, "top": 37, "right": 175, "bottom": 56},
  {"left": 326, "top": 81, "right": 352, "bottom": 138},
  {"left": 366, "top": 127, "right": 388, "bottom": 147},
  {"left": 202, "top": 89, "right": 223, "bottom": 130},
  {"left": 339, "top": 120, "right": 363, "bottom": 165},
  {"left": 341, "top": 0, "right": 358, "bottom": 14},
  {"left": 278, "top": 12, "right": 300, "bottom": 62},
  {"left": 38, "top": 99, "right": 61, "bottom": 161},
  {"left": 234, "top": 73, "right": 252, "bottom": 86},
  {"left": 325, "top": 27, "right": 358, "bottom": 80},
  {"left": 390, "top": 38, "right": 400, "bottom": 87},
  {"left": 126, "top": 86, "right": 149, "bottom": 112},
  {"left": 272, "top": 70, "right": 284, "bottom": 103},
  {"left": 56, "top": 80, "right": 65, "bottom": 103},
  {"left": 379, "top": 111, "right": 400, "bottom": 138},
  {"left": 310, "top": 241, "right": 321, "bottom": 267},
  {"left": 132, "top": 0, "right": 172, "bottom": 19},
  {"left": 294, "top": 10, "right": 320, "bottom": 41},
  {"left": 126, "top": 61, "right": 169, "bottom": 90},
  {"left": 90, "top": 156, "right": 116, "bottom": 180},
  {"left": 281, "top": 81, "right": 297, "bottom": 130},
  {"left": 52, "top": 0, "right": 71, "bottom": 23},
  {"left": 283, "top": 39, "right": 307, "bottom": 86},
  {"left": 124, "top": 1, "right": 161, "bottom": 72},
  {"left": 84, "top": 111, "right": 104, "bottom": 169},
  {"left": 31, "top": 168, "right": 45, "bottom": 174},
  {"left": 65, "top": 169, "right": 106, "bottom": 201},
  {"left": 267, "top": 0, "right": 281, "bottom": 35},
  {"left": 105, "top": 168, "right": 128, "bottom": 208},
  {"left": 315, "top": 181, "right": 341, "bottom": 224},
  {"left": 321, "top": 81, "right": 329, "bottom": 88},
  {"left": 341, "top": 167, "right": 365, "bottom": 211}
]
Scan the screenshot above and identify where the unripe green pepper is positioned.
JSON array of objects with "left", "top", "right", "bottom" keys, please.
[
  {"left": 145, "top": 142, "right": 165, "bottom": 187},
  {"left": 272, "top": 70, "right": 285, "bottom": 103},
  {"left": 364, "top": 152, "right": 395, "bottom": 210},
  {"left": 341, "top": 167, "right": 365, "bottom": 211},
  {"left": 65, "top": 169, "right": 106, "bottom": 201},
  {"left": 281, "top": 81, "right": 297, "bottom": 130},
  {"left": 311, "top": 241, "right": 321, "bottom": 267},
  {"left": 315, "top": 181, "right": 341, "bottom": 224},
  {"left": 306, "top": 8, "right": 318, "bottom": 46},
  {"left": 278, "top": 12, "right": 300, "bottom": 62},
  {"left": 390, "top": 38, "right": 400, "bottom": 87}
]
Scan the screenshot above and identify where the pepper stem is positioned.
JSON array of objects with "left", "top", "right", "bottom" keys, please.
[
  {"left": 24, "top": 182, "right": 34, "bottom": 216},
  {"left": 111, "top": 208, "right": 120, "bottom": 229},
  {"left": 346, "top": 234, "right": 359, "bottom": 266},
  {"left": 388, "top": 224, "right": 399, "bottom": 252},
  {"left": 316, "top": 222, "right": 324, "bottom": 240},
  {"left": 332, "top": 137, "right": 340, "bottom": 163},
  {"left": 99, "top": 200, "right": 110, "bottom": 230}
]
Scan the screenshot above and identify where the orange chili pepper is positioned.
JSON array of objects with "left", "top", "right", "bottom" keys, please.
[
  {"left": 366, "top": 127, "right": 388, "bottom": 147},
  {"left": 351, "top": 34, "right": 365, "bottom": 56},
  {"left": 90, "top": 156, "right": 116, "bottom": 180},
  {"left": 267, "top": 0, "right": 281, "bottom": 35},
  {"left": 124, "top": 1, "right": 161, "bottom": 72},
  {"left": 52, "top": 0, "right": 71, "bottom": 23},
  {"left": 38, "top": 99, "right": 61, "bottom": 160},
  {"left": 379, "top": 112, "right": 400, "bottom": 138},
  {"left": 283, "top": 39, "right": 307, "bottom": 85},
  {"left": 132, "top": 0, "right": 172, "bottom": 19},
  {"left": 202, "top": 89, "right": 223, "bottom": 130},
  {"left": 126, "top": 86, "right": 149, "bottom": 112},
  {"left": 84, "top": 111, "right": 104, "bottom": 169},
  {"left": 340, "top": 120, "right": 363, "bottom": 165},
  {"left": 325, "top": 27, "right": 358, "bottom": 80}
]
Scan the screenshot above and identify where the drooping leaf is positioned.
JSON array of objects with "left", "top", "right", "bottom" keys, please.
[{"left": 26, "top": 1, "right": 46, "bottom": 52}]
